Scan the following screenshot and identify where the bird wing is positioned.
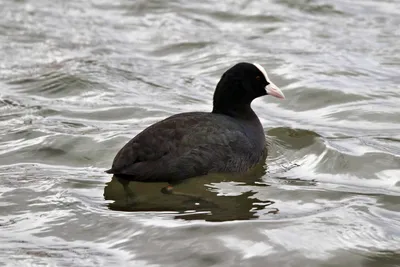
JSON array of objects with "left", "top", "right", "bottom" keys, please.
[{"left": 106, "top": 112, "right": 254, "bottom": 181}]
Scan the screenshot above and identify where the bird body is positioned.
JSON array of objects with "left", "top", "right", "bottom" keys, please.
[{"left": 106, "top": 62, "right": 285, "bottom": 183}]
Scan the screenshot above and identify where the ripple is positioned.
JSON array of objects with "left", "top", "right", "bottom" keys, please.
[
  {"left": 1, "top": 0, "right": 400, "bottom": 266},
  {"left": 263, "top": 197, "right": 400, "bottom": 259},
  {"left": 7, "top": 59, "right": 108, "bottom": 98}
]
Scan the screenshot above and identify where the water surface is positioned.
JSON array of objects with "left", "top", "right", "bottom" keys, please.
[{"left": 1, "top": 0, "right": 399, "bottom": 266}]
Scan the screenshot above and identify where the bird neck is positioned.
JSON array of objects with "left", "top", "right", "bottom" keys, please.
[
  {"left": 212, "top": 77, "right": 257, "bottom": 119},
  {"left": 212, "top": 102, "right": 257, "bottom": 119}
]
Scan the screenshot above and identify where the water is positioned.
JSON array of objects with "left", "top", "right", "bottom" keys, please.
[{"left": 1, "top": 0, "right": 399, "bottom": 266}]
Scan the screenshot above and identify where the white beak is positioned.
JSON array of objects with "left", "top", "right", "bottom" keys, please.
[
  {"left": 266, "top": 82, "right": 285, "bottom": 99},
  {"left": 252, "top": 62, "right": 285, "bottom": 99}
]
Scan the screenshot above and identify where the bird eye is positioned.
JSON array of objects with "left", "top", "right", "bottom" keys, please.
[{"left": 256, "top": 76, "right": 261, "bottom": 80}]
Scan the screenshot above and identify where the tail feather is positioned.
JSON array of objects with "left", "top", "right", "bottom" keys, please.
[{"left": 105, "top": 168, "right": 114, "bottom": 174}]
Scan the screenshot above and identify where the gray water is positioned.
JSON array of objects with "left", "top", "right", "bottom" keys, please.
[{"left": 1, "top": 0, "right": 400, "bottom": 266}]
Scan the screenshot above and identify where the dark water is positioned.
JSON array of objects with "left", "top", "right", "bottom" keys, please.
[{"left": 1, "top": 0, "right": 400, "bottom": 266}]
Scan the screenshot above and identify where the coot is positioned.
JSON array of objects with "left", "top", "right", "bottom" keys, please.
[{"left": 106, "top": 62, "right": 284, "bottom": 186}]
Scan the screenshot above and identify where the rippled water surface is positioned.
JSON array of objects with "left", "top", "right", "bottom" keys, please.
[{"left": 1, "top": 0, "right": 400, "bottom": 266}]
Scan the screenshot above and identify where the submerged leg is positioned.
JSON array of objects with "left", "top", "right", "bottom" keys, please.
[
  {"left": 117, "top": 177, "right": 136, "bottom": 204},
  {"left": 160, "top": 184, "right": 174, "bottom": 195},
  {"left": 160, "top": 183, "right": 217, "bottom": 207}
]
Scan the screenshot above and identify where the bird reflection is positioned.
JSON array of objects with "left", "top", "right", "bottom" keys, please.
[
  {"left": 103, "top": 164, "right": 278, "bottom": 222},
  {"left": 102, "top": 127, "right": 323, "bottom": 222}
]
